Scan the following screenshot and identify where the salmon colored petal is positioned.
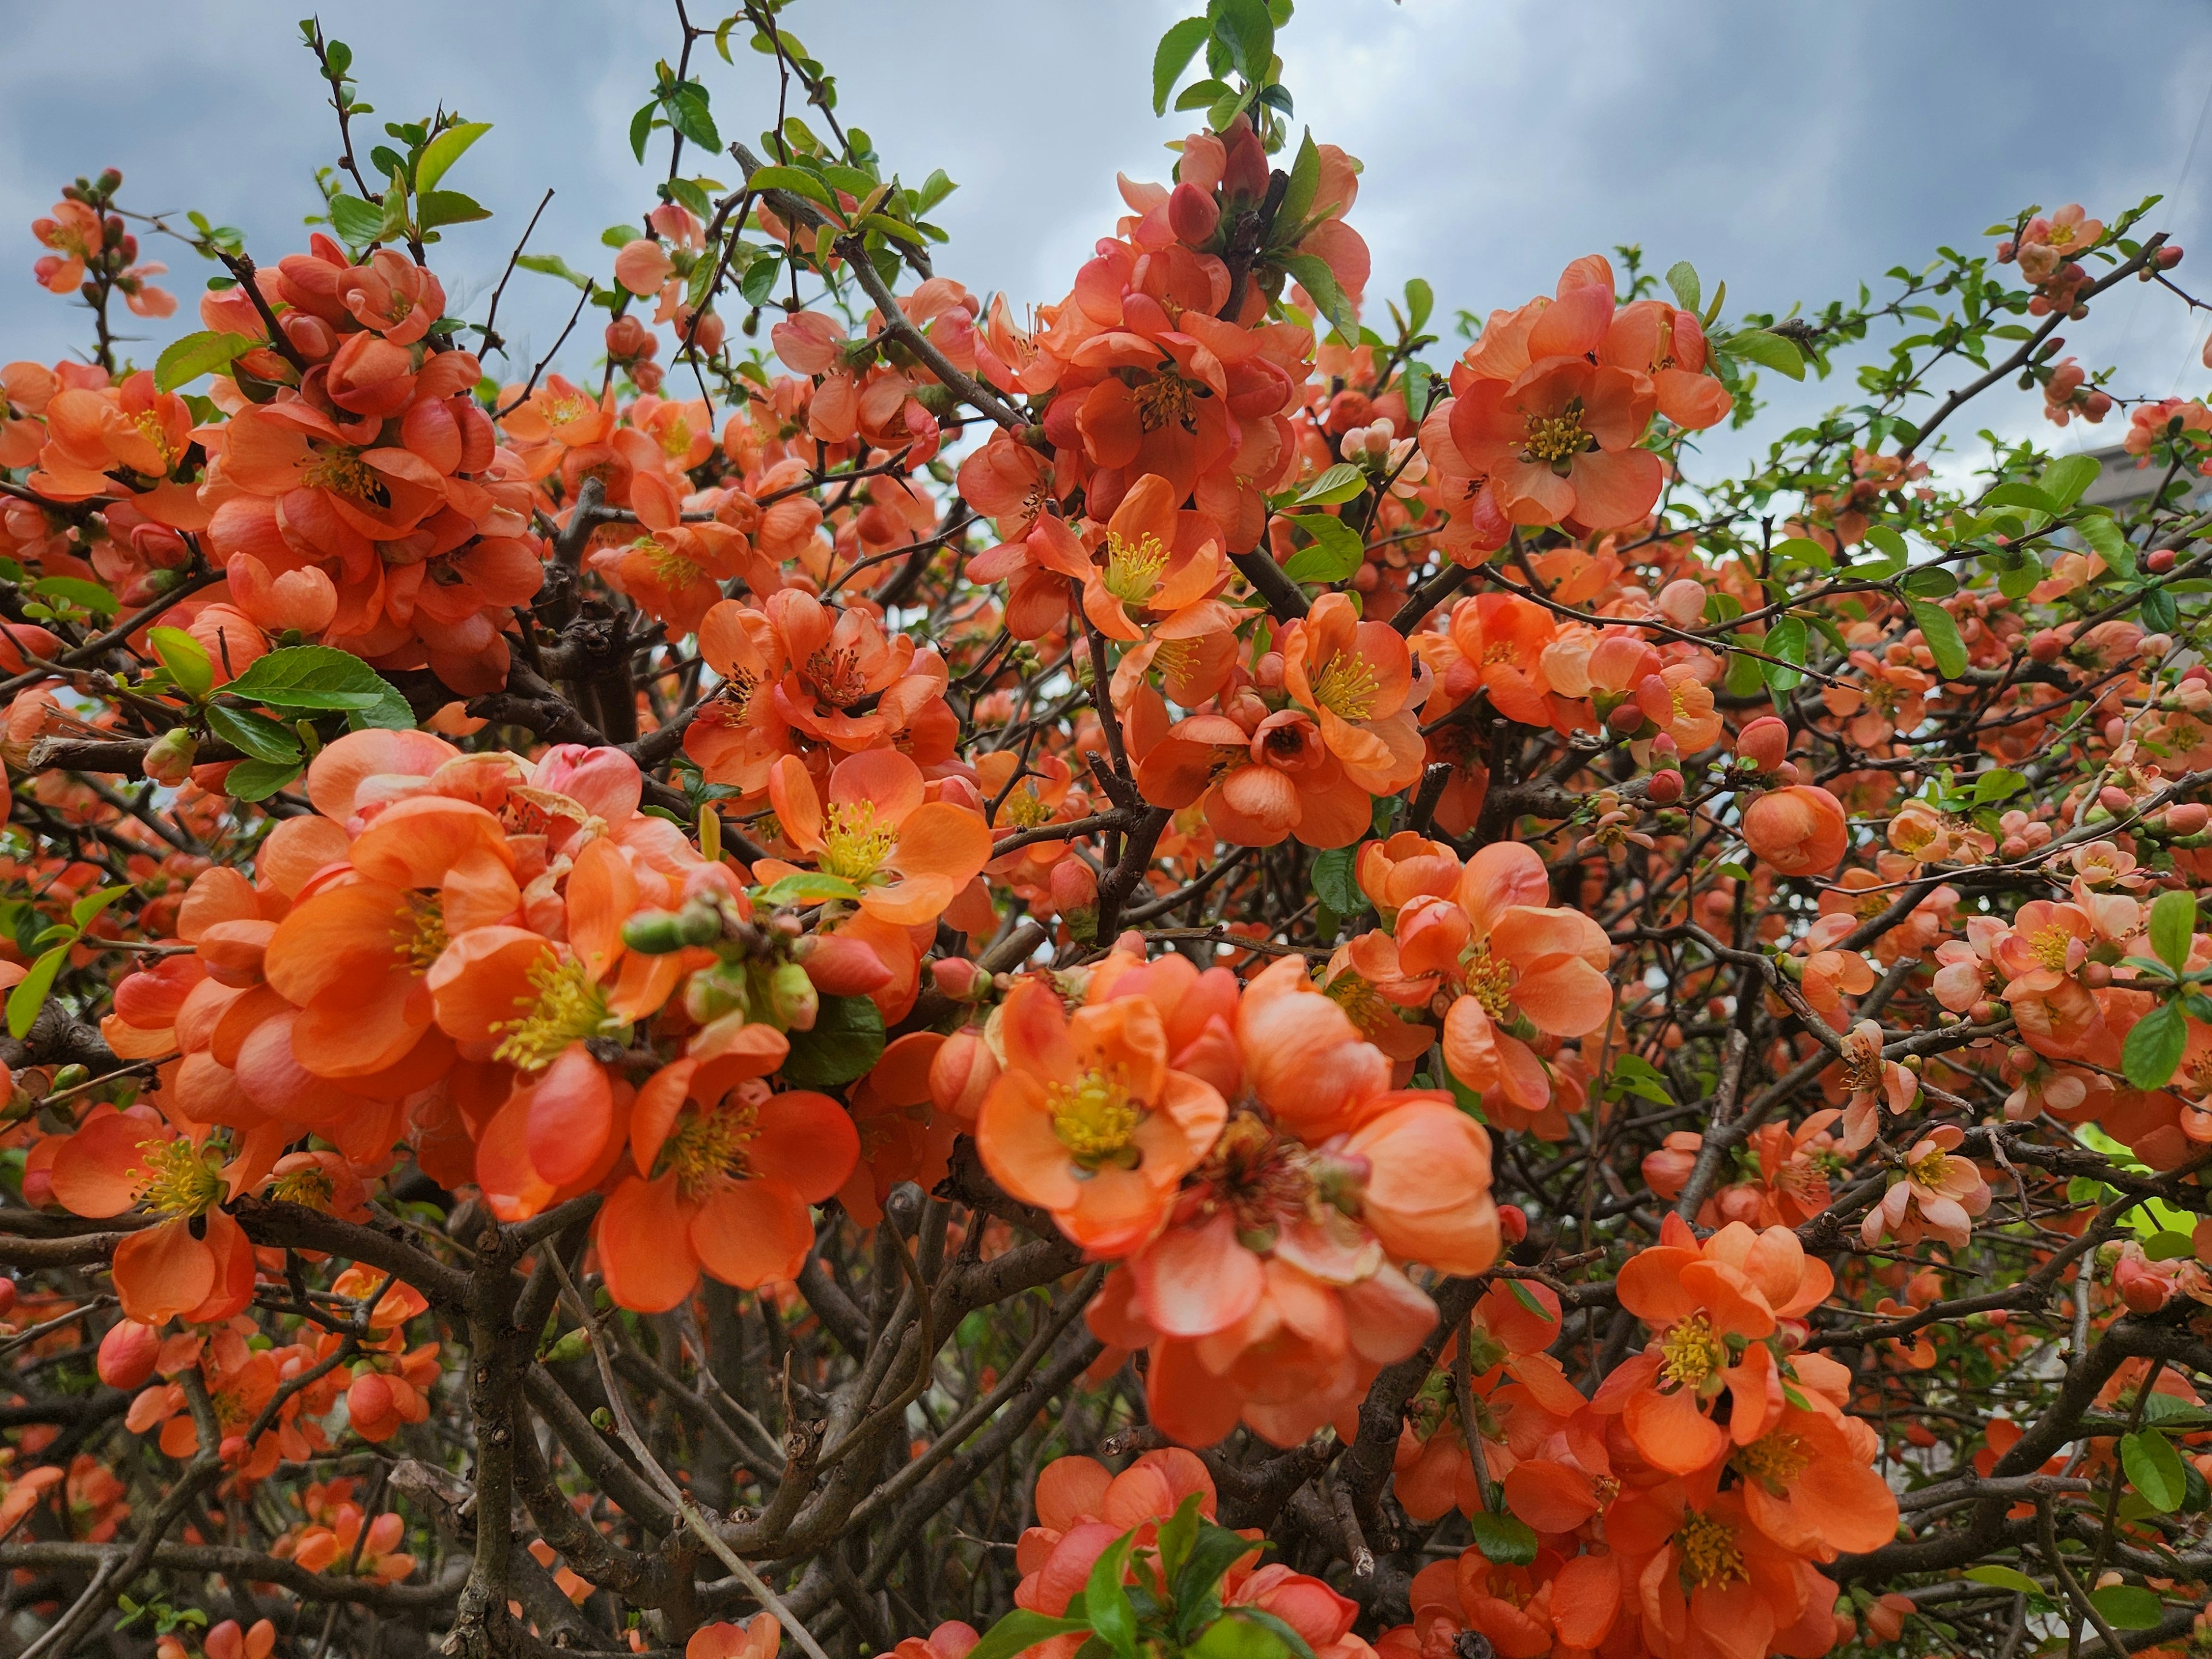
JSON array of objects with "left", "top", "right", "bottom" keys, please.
[
  {"left": 294, "top": 968, "right": 429, "bottom": 1076},
  {"left": 349, "top": 797, "right": 510, "bottom": 888},
  {"left": 630, "top": 1059, "right": 699, "bottom": 1176},
  {"left": 998, "top": 978, "right": 1075, "bottom": 1081},
  {"left": 1623, "top": 1381, "right": 1727, "bottom": 1476},
  {"left": 525, "top": 1044, "right": 615, "bottom": 1188},
  {"left": 977, "top": 1071, "right": 1079, "bottom": 1211},
  {"left": 598, "top": 1175, "right": 703, "bottom": 1312},
  {"left": 1455, "top": 842, "right": 1550, "bottom": 930},
  {"left": 566, "top": 836, "right": 635, "bottom": 982},
  {"left": 113, "top": 1219, "right": 217, "bottom": 1325},
  {"left": 768, "top": 755, "right": 825, "bottom": 852},
  {"left": 858, "top": 872, "right": 958, "bottom": 927},
  {"left": 829, "top": 748, "right": 925, "bottom": 820},
  {"left": 1132, "top": 1212, "right": 1262, "bottom": 1337},
  {"left": 748, "top": 1091, "right": 860, "bottom": 1203},
  {"left": 1511, "top": 955, "right": 1615, "bottom": 1037},
  {"left": 691, "top": 1179, "right": 813, "bottom": 1289},
  {"left": 1615, "top": 1246, "right": 1702, "bottom": 1327},
  {"left": 50, "top": 1115, "right": 161, "bottom": 1218},
  {"left": 264, "top": 880, "right": 410, "bottom": 1007}
]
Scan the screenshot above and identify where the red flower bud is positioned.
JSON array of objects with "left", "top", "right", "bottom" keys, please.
[
  {"left": 1167, "top": 181, "right": 1220, "bottom": 247},
  {"left": 1646, "top": 768, "right": 1684, "bottom": 806},
  {"left": 1497, "top": 1205, "right": 1529, "bottom": 1245},
  {"left": 2162, "top": 802, "right": 2209, "bottom": 836},
  {"left": 2028, "top": 630, "right": 2067, "bottom": 663},
  {"left": 98, "top": 1319, "right": 160, "bottom": 1391}
]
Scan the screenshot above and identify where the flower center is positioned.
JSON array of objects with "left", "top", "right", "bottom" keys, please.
[
  {"left": 1521, "top": 403, "right": 1590, "bottom": 467},
  {"left": 663, "top": 1098, "right": 762, "bottom": 1199},
  {"left": 1904, "top": 1146, "right": 1950, "bottom": 1187},
  {"left": 132, "top": 1138, "right": 226, "bottom": 1219},
  {"left": 1132, "top": 372, "right": 1199, "bottom": 434},
  {"left": 131, "top": 411, "right": 176, "bottom": 470},
  {"left": 660, "top": 416, "right": 694, "bottom": 457},
  {"left": 270, "top": 1163, "right": 338, "bottom": 1211},
  {"left": 1674, "top": 1510, "right": 1747, "bottom": 1590},
  {"left": 820, "top": 801, "right": 897, "bottom": 884},
  {"left": 1001, "top": 784, "right": 1052, "bottom": 830},
  {"left": 1658, "top": 1311, "right": 1727, "bottom": 1388},
  {"left": 1312, "top": 652, "right": 1379, "bottom": 721},
  {"left": 804, "top": 645, "right": 866, "bottom": 708},
  {"left": 493, "top": 953, "right": 615, "bottom": 1072},
  {"left": 1103, "top": 531, "right": 1170, "bottom": 604},
  {"left": 301, "top": 448, "right": 382, "bottom": 504},
  {"left": 2029, "top": 926, "right": 2073, "bottom": 971},
  {"left": 1048, "top": 1068, "right": 1142, "bottom": 1165},
  {"left": 642, "top": 536, "right": 703, "bottom": 586},
  {"left": 1460, "top": 938, "right": 1518, "bottom": 1021},
  {"left": 392, "top": 893, "right": 448, "bottom": 972},
  {"left": 1735, "top": 1430, "right": 1811, "bottom": 1491}
]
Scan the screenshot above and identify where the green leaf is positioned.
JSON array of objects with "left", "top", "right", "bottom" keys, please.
[
  {"left": 514, "top": 253, "right": 593, "bottom": 290},
  {"left": 1760, "top": 616, "right": 1808, "bottom": 699},
  {"left": 1278, "top": 251, "right": 1356, "bottom": 343},
  {"left": 1310, "top": 846, "right": 1367, "bottom": 918},
  {"left": 779, "top": 994, "right": 885, "bottom": 1088},
  {"left": 755, "top": 872, "right": 865, "bottom": 908},
  {"left": 1465, "top": 1510, "right": 1539, "bottom": 1567},
  {"left": 206, "top": 705, "right": 305, "bottom": 766},
  {"left": 2149, "top": 888, "right": 2198, "bottom": 974},
  {"left": 6, "top": 944, "right": 69, "bottom": 1041},
  {"left": 2144, "top": 1230, "right": 2198, "bottom": 1262},
  {"left": 963, "top": 1612, "right": 1092, "bottom": 1659},
  {"left": 154, "top": 330, "right": 258, "bottom": 394},
  {"left": 1403, "top": 276, "right": 1434, "bottom": 335},
  {"left": 628, "top": 103, "right": 659, "bottom": 164},
  {"left": 1981, "top": 481, "right": 2056, "bottom": 516},
  {"left": 222, "top": 646, "right": 399, "bottom": 711},
  {"left": 2123, "top": 1430, "right": 2187, "bottom": 1513},
  {"left": 1275, "top": 127, "right": 1321, "bottom": 233},
  {"left": 1082, "top": 1536, "right": 1137, "bottom": 1659},
  {"left": 740, "top": 253, "right": 783, "bottom": 306},
  {"left": 2080, "top": 513, "right": 2137, "bottom": 578},
  {"left": 1156, "top": 1493, "right": 1202, "bottom": 1589},
  {"left": 1152, "top": 16, "right": 1213, "bottom": 115},
  {"left": 1906, "top": 599, "right": 1967, "bottom": 680},
  {"left": 1296, "top": 464, "right": 1367, "bottom": 507},
  {"left": 2123, "top": 999, "right": 2188, "bottom": 1090},
  {"left": 1280, "top": 513, "right": 1364, "bottom": 584},
  {"left": 29, "top": 577, "right": 118, "bottom": 617},
  {"left": 147, "top": 628, "right": 214, "bottom": 702},
  {"left": 1854, "top": 525, "right": 1910, "bottom": 578},
  {"left": 1719, "top": 329, "right": 1805, "bottom": 381},
  {"left": 2089, "top": 1584, "right": 2166, "bottom": 1630},
  {"left": 415, "top": 121, "right": 491, "bottom": 193},
  {"left": 2040, "top": 452, "right": 2102, "bottom": 509},
  {"left": 1723, "top": 649, "right": 1765, "bottom": 700},
  {"left": 1769, "top": 536, "right": 1832, "bottom": 572},
  {"left": 1664, "top": 260, "right": 1701, "bottom": 314},
  {"left": 1210, "top": 0, "right": 1275, "bottom": 84},
  {"left": 1971, "top": 768, "right": 2027, "bottom": 806},
  {"left": 416, "top": 190, "right": 493, "bottom": 231},
  {"left": 1191, "top": 1613, "right": 1309, "bottom": 1659},
  {"left": 661, "top": 81, "right": 720, "bottom": 151},
  {"left": 223, "top": 758, "right": 305, "bottom": 802},
  {"left": 1962, "top": 1565, "right": 2044, "bottom": 1598},
  {"left": 747, "top": 164, "right": 837, "bottom": 210},
  {"left": 1172, "top": 1520, "right": 1266, "bottom": 1635},
  {"left": 69, "top": 884, "right": 132, "bottom": 930},
  {"left": 326, "top": 194, "right": 387, "bottom": 246},
  {"left": 1901, "top": 566, "right": 1959, "bottom": 599}
]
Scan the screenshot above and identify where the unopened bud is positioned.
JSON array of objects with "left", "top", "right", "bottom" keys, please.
[
  {"left": 1497, "top": 1205, "right": 1529, "bottom": 1245},
  {"left": 540, "top": 1327, "right": 593, "bottom": 1366},
  {"left": 1645, "top": 768, "right": 1684, "bottom": 806},
  {"left": 684, "top": 960, "right": 751, "bottom": 1024},
  {"left": 1166, "top": 181, "right": 1220, "bottom": 246},
  {"left": 931, "top": 956, "right": 983, "bottom": 1000},
  {"left": 143, "top": 728, "right": 197, "bottom": 785},
  {"left": 2161, "top": 802, "right": 2209, "bottom": 836},
  {"left": 2146, "top": 548, "right": 2177, "bottom": 575},
  {"left": 1656, "top": 578, "right": 1707, "bottom": 628},
  {"left": 1606, "top": 701, "right": 1646, "bottom": 736},
  {"left": 98, "top": 1319, "right": 160, "bottom": 1389},
  {"left": 1734, "top": 715, "right": 1789, "bottom": 774},
  {"left": 768, "top": 961, "right": 819, "bottom": 1032},
  {"left": 2099, "top": 785, "right": 2134, "bottom": 815},
  {"left": 622, "top": 910, "right": 690, "bottom": 955},
  {"left": 2028, "top": 629, "right": 2067, "bottom": 663}
]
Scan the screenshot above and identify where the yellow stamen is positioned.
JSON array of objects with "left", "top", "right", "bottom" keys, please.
[
  {"left": 1734, "top": 1430, "right": 1811, "bottom": 1491},
  {"left": 301, "top": 448, "right": 382, "bottom": 504},
  {"left": 493, "top": 954, "right": 614, "bottom": 1072},
  {"left": 1658, "top": 1311, "right": 1727, "bottom": 1388},
  {"left": 663, "top": 1099, "right": 761, "bottom": 1198},
  {"left": 1001, "top": 785, "right": 1052, "bottom": 830},
  {"left": 1459, "top": 937, "right": 1517, "bottom": 1021},
  {"left": 132, "top": 1138, "right": 226, "bottom": 1219},
  {"left": 805, "top": 645, "right": 866, "bottom": 708},
  {"left": 1103, "top": 531, "right": 1170, "bottom": 604},
  {"left": 393, "top": 893, "right": 448, "bottom": 972},
  {"left": 270, "top": 1163, "right": 338, "bottom": 1212},
  {"left": 1675, "top": 1510, "right": 1746, "bottom": 1589},
  {"left": 1521, "top": 403, "right": 1590, "bottom": 466},
  {"left": 1048, "top": 1068, "right": 1142, "bottom": 1165},
  {"left": 1312, "top": 652, "right": 1379, "bottom": 722},
  {"left": 820, "top": 801, "right": 897, "bottom": 884}
]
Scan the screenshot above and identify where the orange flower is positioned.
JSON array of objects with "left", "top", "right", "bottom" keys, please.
[
  {"left": 1443, "top": 593, "right": 1560, "bottom": 729},
  {"left": 764, "top": 750, "right": 993, "bottom": 926},
  {"left": 588, "top": 469, "right": 749, "bottom": 635},
  {"left": 1741, "top": 784, "right": 1850, "bottom": 877},
  {"left": 977, "top": 980, "right": 1227, "bottom": 1256},
  {"left": 47, "top": 1109, "right": 255, "bottom": 1326},
  {"left": 1078, "top": 472, "right": 1234, "bottom": 645},
  {"left": 596, "top": 1056, "right": 858, "bottom": 1313},
  {"left": 1281, "top": 593, "right": 1423, "bottom": 796}
]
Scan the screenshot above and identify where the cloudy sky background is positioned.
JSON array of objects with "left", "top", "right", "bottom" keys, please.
[{"left": 5, "top": 0, "right": 2210, "bottom": 480}]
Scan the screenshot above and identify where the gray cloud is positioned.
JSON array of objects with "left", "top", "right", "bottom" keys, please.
[{"left": 3, "top": 0, "right": 2206, "bottom": 479}]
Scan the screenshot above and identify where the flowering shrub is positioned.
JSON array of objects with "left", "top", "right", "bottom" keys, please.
[{"left": 2, "top": 5, "right": 2212, "bottom": 1658}]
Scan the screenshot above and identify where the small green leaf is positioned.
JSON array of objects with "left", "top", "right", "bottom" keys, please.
[
  {"left": 1152, "top": 16, "right": 1213, "bottom": 115},
  {"left": 755, "top": 873, "right": 865, "bottom": 907},
  {"left": 661, "top": 81, "right": 720, "bottom": 151},
  {"left": 326, "top": 193, "right": 387, "bottom": 246},
  {"left": 1854, "top": 525, "right": 1910, "bottom": 578},
  {"left": 628, "top": 103, "right": 659, "bottom": 164},
  {"left": 1279, "top": 513, "right": 1364, "bottom": 584},
  {"left": 1719, "top": 329, "right": 1805, "bottom": 381},
  {"left": 1082, "top": 1536, "right": 1137, "bottom": 1659},
  {"left": 1278, "top": 251, "right": 1356, "bottom": 343},
  {"left": 2039, "top": 452, "right": 2102, "bottom": 509},
  {"left": 1769, "top": 536, "right": 1832, "bottom": 572},
  {"left": 1295, "top": 463, "right": 1367, "bottom": 507},
  {"left": 1906, "top": 599, "right": 1967, "bottom": 680},
  {"left": 1210, "top": 0, "right": 1276, "bottom": 84},
  {"left": 1275, "top": 127, "right": 1321, "bottom": 233},
  {"left": 1191, "top": 1613, "right": 1308, "bottom": 1659},
  {"left": 2080, "top": 513, "right": 2137, "bottom": 578},
  {"left": 223, "top": 758, "right": 305, "bottom": 802},
  {"left": 29, "top": 577, "right": 119, "bottom": 617},
  {"left": 779, "top": 994, "right": 885, "bottom": 1088},
  {"left": 206, "top": 705, "right": 305, "bottom": 766},
  {"left": 1664, "top": 260, "right": 1701, "bottom": 315},
  {"left": 2149, "top": 888, "right": 2198, "bottom": 975},
  {"left": 7, "top": 944, "right": 70, "bottom": 1040},
  {"left": 1310, "top": 846, "right": 1367, "bottom": 918},
  {"left": 69, "top": 885, "right": 132, "bottom": 930},
  {"left": 961, "top": 1612, "right": 1091, "bottom": 1659},
  {"left": 2089, "top": 1583, "right": 2166, "bottom": 1630},
  {"left": 148, "top": 628, "right": 214, "bottom": 702},
  {"left": 1900, "top": 566, "right": 1959, "bottom": 599},
  {"left": 415, "top": 120, "right": 491, "bottom": 194},
  {"left": 1466, "top": 1510, "right": 1539, "bottom": 1567},
  {"left": 417, "top": 190, "right": 493, "bottom": 231},
  {"left": 514, "top": 253, "right": 593, "bottom": 290},
  {"left": 2123, "top": 999, "right": 2188, "bottom": 1090},
  {"left": 222, "top": 646, "right": 400, "bottom": 711},
  {"left": 1761, "top": 616, "right": 1808, "bottom": 699},
  {"left": 154, "top": 330, "right": 258, "bottom": 393},
  {"left": 2123, "top": 1430, "right": 2187, "bottom": 1513},
  {"left": 747, "top": 165, "right": 838, "bottom": 211},
  {"left": 1962, "top": 1565, "right": 2044, "bottom": 1598},
  {"left": 1403, "top": 276, "right": 1434, "bottom": 335},
  {"left": 2144, "top": 1230, "right": 2198, "bottom": 1262}
]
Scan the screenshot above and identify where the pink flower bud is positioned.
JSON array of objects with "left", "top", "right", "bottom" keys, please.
[
  {"left": 931, "top": 957, "right": 982, "bottom": 999},
  {"left": 2099, "top": 786, "right": 2134, "bottom": 815},
  {"left": 1656, "top": 578, "right": 1707, "bottom": 627},
  {"left": 1050, "top": 857, "right": 1097, "bottom": 915},
  {"left": 1166, "top": 181, "right": 1220, "bottom": 246},
  {"left": 98, "top": 1319, "right": 160, "bottom": 1390},
  {"left": 2162, "top": 802, "right": 2209, "bottom": 836},
  {"left": 1497, "top": 1205, "right": 1529, "bottom": 1245},
  {"left": 2029, "top": 630, "right": 2067, "bottom": 663},
  {"left": 1646, "top": 768, "right": 1684, "bottom": 806},
  {"left": 1734, "top": 715, "right": 1789, "bottom": 774}
]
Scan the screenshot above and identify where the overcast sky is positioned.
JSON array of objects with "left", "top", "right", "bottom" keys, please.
[{"left": 5, "top": 0, "right": 2210, "bottom": 477}]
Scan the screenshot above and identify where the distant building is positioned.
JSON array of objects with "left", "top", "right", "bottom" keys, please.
[{"left": 2075, "top": 438, "right": 2212, "bottom": 513}]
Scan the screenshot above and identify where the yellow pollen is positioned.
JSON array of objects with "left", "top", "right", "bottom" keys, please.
[
  {"left": 1459, "top": 937, "right": 1517, "bottom": 1021},
  {"left": 1904, "top": 1147, "right": 1950, "bottom": 1187},
  {"left": 1132, "top": 373, "right": 1199, "bottom": 434},
  {"left": 1103, "top": 531, "right": 1170, "bottom": 604},
  {"left": 1312, "top": 652, "right": 1380, "bottom": 721},
  {"left": 1323, "top": 969, "right": 1392, "bottom": 1036},
  {"left": 393, "top": 893, "right": 448, "bottom": 972},
  {"left": 663, "top": 1099, "right": 761, "bottom": 1198},
  {"left": 493, "top": 954, "right": 613, "bottom": 1072},
  {"left": 1047, "top": 1068, "right": 1142, "bottom": 1165},
  {"left": 2029, "top": 927, "right": 2071, "bottom": 971},
  {"left": 547, "top": 395, "right": 588, "bottom": 427},
  {"left": 1658, "top": 1312, "right": 1727, "bottom": 1388},
  {"left": 131, "top": 411, "right": 175, "bottom": 469},
  {"left": 1002, "top": 785, "right": 1052, "bottom": 830},
  {"left": 641, "top": 536, "right": 703, "bottom": 585},
  {"left": 270, "top": 1164, "right": 338, "bottom": 1212},
  {"left": 820, "top": 801, "right": 897, "bottom": 884},
  {"left": 1675, "top": 1510, "right": 1747, "bottom": 1590},
  {"left": 661, "top": 416, "right": 694, "bottom": 456},
  {"left": 1735, "top": 1431, "right": 1811, "bottom": 1491},
  {"left": 132, "top": 1138, "right": 226, "bottom": 1219},
  {"left": 301, "top": 449, "right": 381, "bottom": 503},
  {"left": 1520, "top": 403, "right": 1590, "bottom": 466}
]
